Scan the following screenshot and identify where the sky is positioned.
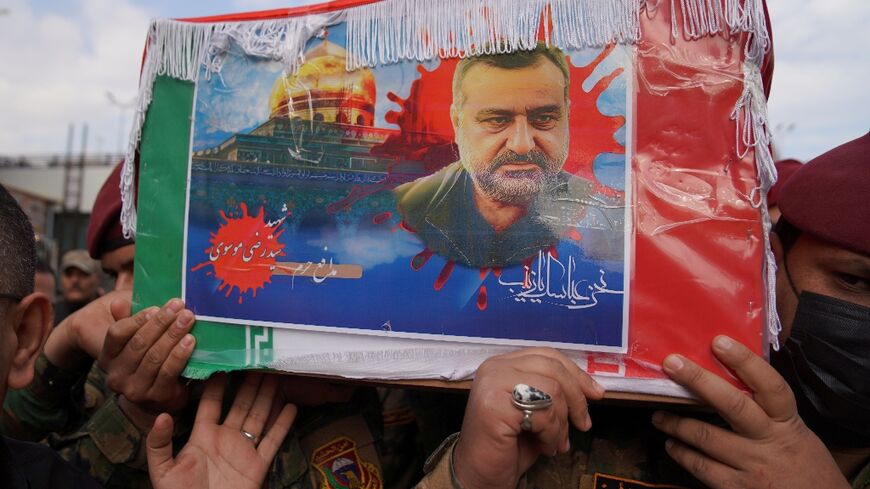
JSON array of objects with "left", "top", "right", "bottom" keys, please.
[{"left": 0, "top": 0, "right": 867, "bottom": 161}]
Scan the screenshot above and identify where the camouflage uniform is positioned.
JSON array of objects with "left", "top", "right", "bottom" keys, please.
[
  {"left": 1, "top": 353, "right": 106, "bottom": 442},
  {"left": 1, "top": 352, "right": 465, "bottom": 489}
]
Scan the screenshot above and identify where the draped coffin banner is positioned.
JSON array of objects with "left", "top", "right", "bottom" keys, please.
[{"left": 129, "top": 0, "right": 776, "bottom": 398}]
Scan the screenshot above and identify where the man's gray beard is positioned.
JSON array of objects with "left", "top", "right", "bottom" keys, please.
[{"left": 471, "top": 150, "right": 562, "bottom": 205}]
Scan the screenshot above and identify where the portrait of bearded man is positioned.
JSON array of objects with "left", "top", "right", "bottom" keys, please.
[{"left": 394, "top": 42, "right": 598, "bottom": 269}]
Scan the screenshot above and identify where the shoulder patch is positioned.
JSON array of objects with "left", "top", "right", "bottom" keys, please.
[
  {"left": 592, "top": 473, "right": 689, "bottom": 489},
  {"left": 311, "top": 436, "right": 382, "bottom": 489}
]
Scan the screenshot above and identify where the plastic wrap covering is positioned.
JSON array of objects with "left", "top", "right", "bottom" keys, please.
[{"left": 129, "top": 0, "right": 773, "bottom": 398}]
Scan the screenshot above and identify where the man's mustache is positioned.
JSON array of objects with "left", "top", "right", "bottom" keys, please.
[{"left": 488, "top": 150, "right": 552, "bottom": 172}]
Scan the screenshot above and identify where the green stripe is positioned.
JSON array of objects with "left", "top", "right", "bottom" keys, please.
[{"left": 134, "top": 75, "right": 251, "bottom": 377}]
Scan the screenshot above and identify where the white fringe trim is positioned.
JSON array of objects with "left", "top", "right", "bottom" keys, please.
[
  {"left": 343, "top": 0, "right": 769, "bottom": 70},
  {"left": 345, "top": 0, "right": 642, "bottom": 70},
  {"left": 731, "top": 60, "right": 780, "bottom": 349},
  {"left": 668, "top": 0, "right": 769, "bottom": 64}
]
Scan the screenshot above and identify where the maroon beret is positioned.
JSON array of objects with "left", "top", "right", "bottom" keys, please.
[
  {"left": 767, "top": 159, "right": 803, "bottom": 207},
  {"left": 778, "top": 132, "right": 870, "bottom": 256},
  {"left": 87, "top": 162, "right": 134, "bottom": 259}
]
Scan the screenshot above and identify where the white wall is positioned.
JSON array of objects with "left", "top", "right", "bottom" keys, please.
[{"left": 0, "top": 166, "right": 115, "bottom": 213}]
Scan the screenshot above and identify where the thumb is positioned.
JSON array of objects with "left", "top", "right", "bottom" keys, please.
[
  {"left": 147, "top": 413, "right": 176, "bottom": 482},
  {"left": 109, "top": 296, "right": 132, "bottom": 322}
]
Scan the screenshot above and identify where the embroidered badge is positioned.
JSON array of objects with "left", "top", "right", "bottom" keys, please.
[
  {"left": 592, "top": 473, "right": 689, "bottom": 489},
  {"left": 312, "top": 436, "right": 382, "bottom": 489}
]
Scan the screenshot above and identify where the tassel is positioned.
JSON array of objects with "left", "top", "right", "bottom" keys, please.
[
  {"left": 345, "top": 0, "right": 642, "bottom": 70},
  {"left": 731, "top": 60, "right": 780, "bottom": 349}
]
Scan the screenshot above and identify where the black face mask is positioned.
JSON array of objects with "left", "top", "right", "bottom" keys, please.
[{"left": 770, "top": 261, "right": 870, "bottom": 449}]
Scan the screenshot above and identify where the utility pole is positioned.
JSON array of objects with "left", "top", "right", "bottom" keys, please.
[{"left": 62, "top": 124, "right": 86, "bottom": 211}]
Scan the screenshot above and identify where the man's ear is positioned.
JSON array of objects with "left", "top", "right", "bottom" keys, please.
[
  {"left": 450, "top": 103, "right": 460, "bottom": 130},
  {"left": 7, "top": 292, "right": 52, "bottom": 390},
  {"left": 769, "top": 230, "right": 784, "bottom": 267}
]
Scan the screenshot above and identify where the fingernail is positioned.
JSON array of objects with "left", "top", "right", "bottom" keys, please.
[
  {"left": 663, "top": 355, "right": 684, "bottom": 372},
  {"left": 584, "top": 412, "right": 592, "bottom": 431},
  {"left": 181, "top": 334, "right": 195, "bottom": 348},
  {"left": 144, "top": 308, "right": 156, "bottom": 321},
  {"left": 714, "top": 335, "right": 734, "bottom": 351},
  {"left": 175, "top": 310, "right": 194, "bottom": 328},
  {"left": 665, "top": 438, "right": 674, "bottom": 450},
  {"left": 651, "top": 411, "right": 664, "bottom": 426},
  {"left": 166, "top": 299, "right": 184, "bottom": 313}
]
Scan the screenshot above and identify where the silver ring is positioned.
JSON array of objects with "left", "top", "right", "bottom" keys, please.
[
  {"left": 512, "top": 384, "right": 553, "bottom": 432},
  {"left": 520, "top": 410, "right": 534, "bottom": 431},
  {"left": 241, "top": 429, "right": 258, "bottom": 444}
]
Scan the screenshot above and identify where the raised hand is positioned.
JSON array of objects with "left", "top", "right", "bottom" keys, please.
[
  {"left": 653, "top": 335, "right": 850, "bottom": 489},
  {"left": 98, "top": 298, "right": 196, "bottom": 421},
  {"left": 43, "top": 289, "right": 133, "bottom": 369},
  {"left": 147, "top": 372, "right": 297, "bottom": 489},
  {"left": 453, "top": 348, "right": 605, "bottom": 489}
]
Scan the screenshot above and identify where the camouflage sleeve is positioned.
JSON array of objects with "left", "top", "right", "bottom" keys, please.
[
  {"left": 0, "top": 352, "right": 92, "bottom": 441},
  {"left": 415, "top": 432, "right": 462, "bottom": 489},
  {"left": 48, "top": 394, "right": 154, "bottom": 489},
  {"left": 83, "top": 363, "right": 109, "bottom": 415}
]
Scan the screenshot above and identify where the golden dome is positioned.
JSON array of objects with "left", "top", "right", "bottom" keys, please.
[{"left": 269, "top": 41, "right": 377, "bottom": 126}]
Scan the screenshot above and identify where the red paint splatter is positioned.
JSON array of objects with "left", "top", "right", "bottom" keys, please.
[
  {"left": 434, "top": 261, "right": 456, "bottom": 291},
  {"left": 411, "top": 248, "right": 434, "bottom": 271},
  {"left": 190, "top": 203, "right": 286, "bottom": 303},
  {"left": 372, "top": 60, "right": 460, "bottom": 173},
  {"left": 479, "top": 268, "right": 489, "bottom": 280},
  {"left": 567, "top": 228, "right": 583, "bottom": 242},
  {"left": 477, "top": 285, "right": 488, "bottom": 311},
  {"left": 492, "top": 267, "right": 502, "bottom": 278},
  {"left": 332, "top": 32, "right": 623, "bottom": 295},
  {"left": 372, "top": 211, "right": 393, "bottom": 225},
  {"left": 399, "top": 220, "right": 416, "bottom": 234},
  {"left": 565, "top": 44, "right": 626, "bottom": 198}
]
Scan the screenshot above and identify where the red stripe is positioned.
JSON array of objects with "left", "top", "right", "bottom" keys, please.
[{"left": 176, "top": 0, "right": 384, "bottom": 23}]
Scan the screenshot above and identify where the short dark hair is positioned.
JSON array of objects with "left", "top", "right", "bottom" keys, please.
[
  {"left": 0, "top": 184, "right": 35, "bottom": 302},
  {"left": 452, "top": 42, "right": 571, "bottom": 106}
]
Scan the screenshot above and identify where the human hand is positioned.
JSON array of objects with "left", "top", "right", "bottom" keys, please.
[
  {"left": 147, "top": 372, "right": 297, "bottom": 489},
  {"left": 653, "top": 335, "right": 850, "bottom": 489},
  {"left": 99, "top": 298, "right": 196, "bottom": 420},
  {"left": 43, "top": 289, "right": 133, "bottom": 369},
  {"left": 453, "top": 348, "right": 605, "bottom": 489}
]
